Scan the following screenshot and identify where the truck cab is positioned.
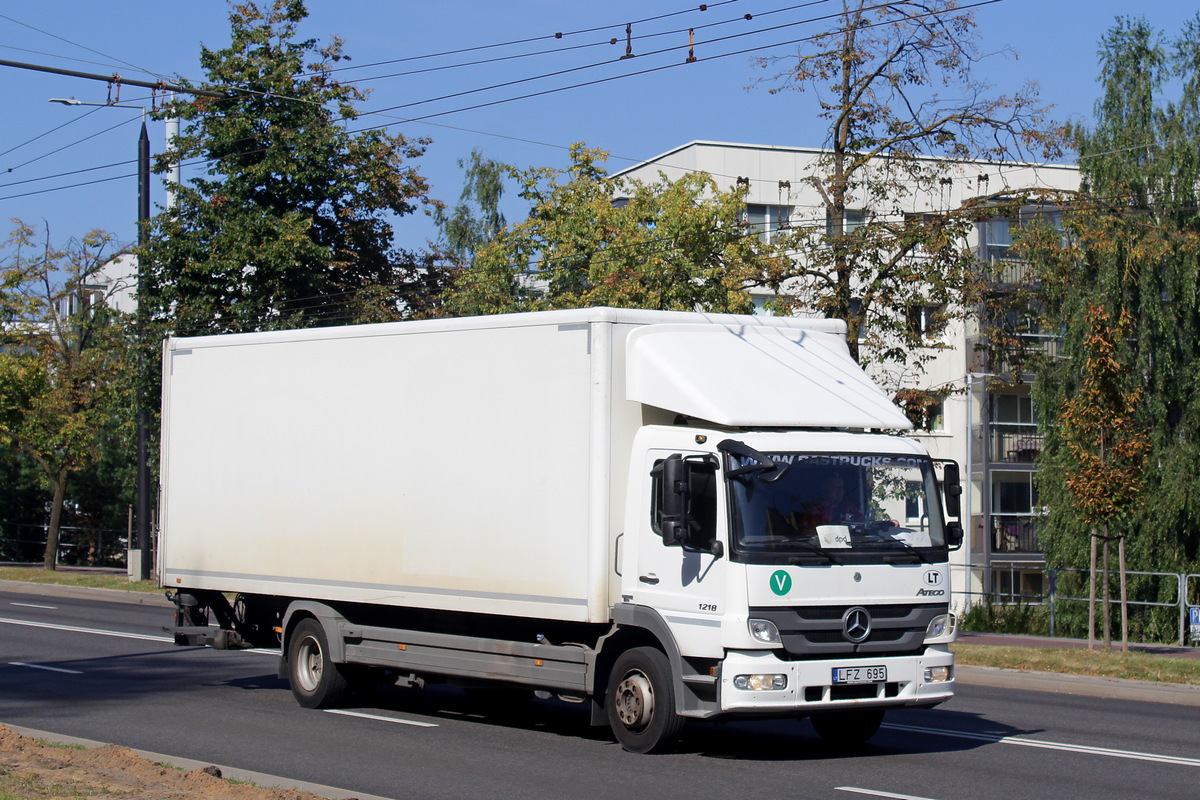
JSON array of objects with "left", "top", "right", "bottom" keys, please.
[{"left": 608, "top": 426, "right": 961, "bottom": 751}]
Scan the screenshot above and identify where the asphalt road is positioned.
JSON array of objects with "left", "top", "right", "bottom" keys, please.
[{"left": 1, "top": 585, "right": 1197, "bottom": 800}]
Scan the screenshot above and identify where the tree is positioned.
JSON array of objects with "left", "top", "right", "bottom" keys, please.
[
  {"left": 1055, "top": 305, "right": 1148, "bottom": 650},
  {"left": 447, "top": 145, "right": 786, "bottom": 316},
  {"left": 1028, "top": 15, "right": 1200, "bottom": 642},
  {"left": 756, "top": 0, "right": 1064, "bottom": 372},
  {"left": 435, "top": 149, "right": 508, "bottom": 267},
  {"left": 0, "top": 223, "right": 134, "bottom": 570},
  {"left": 144, "top": 0, "right": 451, "bottom": 336}
]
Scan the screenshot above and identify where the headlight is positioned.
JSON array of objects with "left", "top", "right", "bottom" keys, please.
[
  {"left": 733, "top": 674, "right": 788, "bottom": 691},
  {"left": 748, "top": 618, "right": 782, "bottom": 644},
  {"left": 924, "top": 612, "right": 957, "bottom": 643}
]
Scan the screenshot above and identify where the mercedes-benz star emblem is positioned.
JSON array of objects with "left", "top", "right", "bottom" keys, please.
[{"left": 842, "top": 606, "right": 871, "bottom": 643}]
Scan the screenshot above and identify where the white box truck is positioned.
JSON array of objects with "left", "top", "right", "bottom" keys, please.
[{"left": 159, "top": 307, "right": 962, "bottom": 753}]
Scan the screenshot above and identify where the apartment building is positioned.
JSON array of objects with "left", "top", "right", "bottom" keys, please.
[{"left": 614, "top": 141, "right": 1081, "bottom": 608}]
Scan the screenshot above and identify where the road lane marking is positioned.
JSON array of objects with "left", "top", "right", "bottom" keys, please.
[
  {"left": 9, "top": 662, "right": 84, "bottom": 675},
  {"left": 10, "top": 603, "right": 56, "bottom": 610},
  {"left": 325, "top": 709, "right": 438, "bottom": 728},
  {"left": 884, "top": 722, "right": 1200, "bottom": 768},
  {"left": 838, "top": 789, "right": 942, "bottom": 800},
  {"left": 0, "top": 616, "right": 174, "bottom": 643}
]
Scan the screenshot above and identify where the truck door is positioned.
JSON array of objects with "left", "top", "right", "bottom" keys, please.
[{"left": 633, "top": 450, "right": 726, "bottom": 655}]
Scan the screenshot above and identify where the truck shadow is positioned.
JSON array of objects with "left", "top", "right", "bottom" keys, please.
[
  {"left": 681, "top": 708, "right": 1036, "bottom": 761},
  {"left": 331, "top": 681, "right": 1036, "bottom": 760}
]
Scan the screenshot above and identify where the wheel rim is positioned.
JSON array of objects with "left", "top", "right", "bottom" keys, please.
[
  {"left": 295, "top": 635, "right": 323, "bottom": 693},
  {"left": 614, "top": 671, "right": 654, "bottom": 731}
]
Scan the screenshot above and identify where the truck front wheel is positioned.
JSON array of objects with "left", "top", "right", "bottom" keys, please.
[
  {"left": 287, "top": 618, "right": 350, "bottom": 709},
  {"left": 606, "top": 647, "right": 683, "bottom": 754}
]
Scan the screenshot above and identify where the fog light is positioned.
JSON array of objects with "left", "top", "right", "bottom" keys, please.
[
  {"left": 748, "top": 618, "right": 781, "bottom": 644},
  {"left": 924, "top": 665, "right": 952, "bottom": 683},
  {"left": 733, "top": 674, "right": 787, "bottom": 691}
]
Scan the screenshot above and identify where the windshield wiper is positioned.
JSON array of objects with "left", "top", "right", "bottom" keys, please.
[{"left": 785, "top": 538, "right": 842, "bottom": 565}]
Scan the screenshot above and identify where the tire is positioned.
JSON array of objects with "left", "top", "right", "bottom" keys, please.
[
  {"left": 606, "top": 647, "right": 683, "bottom": 754},
  {"left": 811, "top": 708, "right": 885, "bottom": 746},
  {"left": 287, "top": 618, "right": 351, "bottom": 709}
]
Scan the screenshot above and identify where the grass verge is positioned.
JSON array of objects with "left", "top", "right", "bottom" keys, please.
[
  {"left": 952, "top": 643, "right": 1200, "bottom": 686},
  {"left": 0, "top": 566, "right": 159, "bottom": 594}
]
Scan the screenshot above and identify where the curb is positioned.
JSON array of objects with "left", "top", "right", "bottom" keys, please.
[
  {"left": 955, "top": 664, "right": 1200, "bottom": 707},
  {"left": 3, "top": 724, "right": 396, "bottom": 800},
  {"left": 0, "top": 578, "right": 171, "bottom": 607}
]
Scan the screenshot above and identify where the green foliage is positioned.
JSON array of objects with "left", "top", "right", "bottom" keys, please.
[
  {"left": 0, "top": 223, "right": 135, "bottom": 568},
  {"left": 1029, "top": 14, "right": 1200, "bottom": 577},
  {"left": 756, "top": 0, "right": 1065, "bottom": 371},
  {"left": 435, "top": 149, "right": 509, "bottom": 266},
  {"left": 959, "top": 600, "right": 1050, "bottom": 636},
  {"left": 447, "top": 145, "right": 784, "bottom": 316},
  {"left": 143, "top": 0, "right": 451, "bottom": 336}
]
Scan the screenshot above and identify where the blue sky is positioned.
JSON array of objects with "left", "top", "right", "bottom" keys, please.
[{"left": 1, "top": 0, "right": 1195, "bottom": 255}]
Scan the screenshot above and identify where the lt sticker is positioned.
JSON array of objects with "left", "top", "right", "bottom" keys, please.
[{"left": 769, "top": 570, "right": 792, "bottom": 596}]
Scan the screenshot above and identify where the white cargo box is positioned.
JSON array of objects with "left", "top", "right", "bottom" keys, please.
[{"left": 158, "top": 308, "right": 908, "bottom": 623}]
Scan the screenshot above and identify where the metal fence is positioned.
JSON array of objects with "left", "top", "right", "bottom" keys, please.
[
  {"left": 954, "top": 563, "right": 1200, "bottom": 647},
  {"left": 0, "top": 522, "right": 128, "bottom": 567}
]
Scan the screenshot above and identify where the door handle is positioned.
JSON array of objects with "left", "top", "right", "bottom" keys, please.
[{"left": 639, "top": 575, "right": 660, "bottom": 585}]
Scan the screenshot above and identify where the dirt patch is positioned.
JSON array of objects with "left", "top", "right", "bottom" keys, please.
[{"left": 0, "top": 725, "right": 331, "bottom": 800}]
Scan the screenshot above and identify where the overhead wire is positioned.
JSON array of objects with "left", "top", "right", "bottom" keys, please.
[
  {"left": 0, "top": 11, "right": 167, "bottom": 80},
  {"left": 316, "top": 0, "right": 748, "bottom": 76},
  {"left": 340, "top": 1, "right": 830, "bottom": 86},
  {"left": 354, "top": 1, "right": 865, "bottom": 120},
  {"left": 4, "top": 111, "right": 142, "bottom": 175},
  {"left": 0, "top": 103, "right": 104, "bottom": 160}
]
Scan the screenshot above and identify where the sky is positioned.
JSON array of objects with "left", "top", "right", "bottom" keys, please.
[{"left": 1, "top": 0, "right": 1196, "bottom": 256}]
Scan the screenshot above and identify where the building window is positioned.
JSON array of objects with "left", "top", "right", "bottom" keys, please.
[
  {"left": 905, "top": 480, "right": 927, "bottom": 523},
  {"left": 995, "top": 394, "right": 1038, "bottom": 425},
  {"left": 742, "top": 204, "right": 791, "bottom": 243},
  {"left": 826, "top": 208, "right": 868, "bottom": 237},
  {"left": 992, "top": 471, "right": 1037, "bottom": 514},
  {"left": 923, "top": 397, "right": 946, "bottom": 432},
  {"left": 906, "top": 304, "right": 944, "bottom": 338}
]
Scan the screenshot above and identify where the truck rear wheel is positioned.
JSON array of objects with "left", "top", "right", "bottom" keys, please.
[
  {"left": 811, "top": 708, "right": 885, "bottom": 746},
  {"left": 287, "top": 618, "right": 350, "bottom": 709},
  {"left": 606, "top": 647, "right": 683, "bottom": 754}
]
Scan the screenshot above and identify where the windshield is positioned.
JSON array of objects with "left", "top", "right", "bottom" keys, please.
[{"left": 726, "top": 451, "right": 947, "bottom": 560}]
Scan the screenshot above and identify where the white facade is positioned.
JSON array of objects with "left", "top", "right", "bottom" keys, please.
[{"left": 614, "top": 141, "right": 1082, "bottom": 609}]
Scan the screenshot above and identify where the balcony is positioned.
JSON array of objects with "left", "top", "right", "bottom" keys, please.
[
  {"left": 991, "top": 513, "right": 1043, "bottom": 556},
  {"left": 991, "top": 423, "right": 1043, "bottom": 464},
  {"left": 977, "top": 249, "right": 1035, "bottom": 286}
]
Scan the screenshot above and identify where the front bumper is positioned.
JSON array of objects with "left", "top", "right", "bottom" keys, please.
[{"left": 717, "top": 646, "right": 954, "bottom": 714}]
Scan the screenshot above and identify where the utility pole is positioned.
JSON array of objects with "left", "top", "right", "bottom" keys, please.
[{"left": 136, "top": 120, "right": 152, "bottom": 581}]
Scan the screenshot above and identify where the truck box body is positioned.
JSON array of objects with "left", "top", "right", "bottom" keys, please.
[
  {"left": 159, "top": 308, "right": 879, "bottom": 620},
  {"left": 159, "top": 307, "right": 959, "bottom": 753}
]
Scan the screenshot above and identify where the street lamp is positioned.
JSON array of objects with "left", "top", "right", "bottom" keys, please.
[{"left": 49, "top": 96, "right": 156, "bottom": 581}]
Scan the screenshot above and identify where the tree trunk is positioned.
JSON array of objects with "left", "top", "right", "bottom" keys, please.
[
  {"left": 42, "top": 468, "right": 68, "bottom": 571},
  {"left": 1102, "top": 531, "right": 1111, "bottom": 650},
  {"left": 1088, "top": 530, "right": 1097, "bottom": 651},
  {"left": 1118, "top": 535, "right": 1128, "bottom": 652}
]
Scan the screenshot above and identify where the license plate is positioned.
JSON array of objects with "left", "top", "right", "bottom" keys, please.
[{"left": 832, "top": 665, "right": 887, "bottom": 684}]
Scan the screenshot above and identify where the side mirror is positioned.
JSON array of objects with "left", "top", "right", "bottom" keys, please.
[
  {"left": 945, "top": 520, "right": 964, "bottom": 550},
  {"left": 942, "top": 461, "right": 962, "bottom": 518},
  {"left": 653, "top": 455, "right": 690, "bottom": 547}
]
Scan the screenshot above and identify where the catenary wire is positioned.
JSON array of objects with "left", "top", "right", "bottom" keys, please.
[
  {"left": 340, "top": 1, "right": 830, "bottom": 85},
  {"left": 316, "top": 0, "right": 748, "bottom": 75}
]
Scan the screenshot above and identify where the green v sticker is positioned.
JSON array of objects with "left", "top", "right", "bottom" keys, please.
[{"left": 770, "top": 570, "right": 792, "bottom": 596}]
